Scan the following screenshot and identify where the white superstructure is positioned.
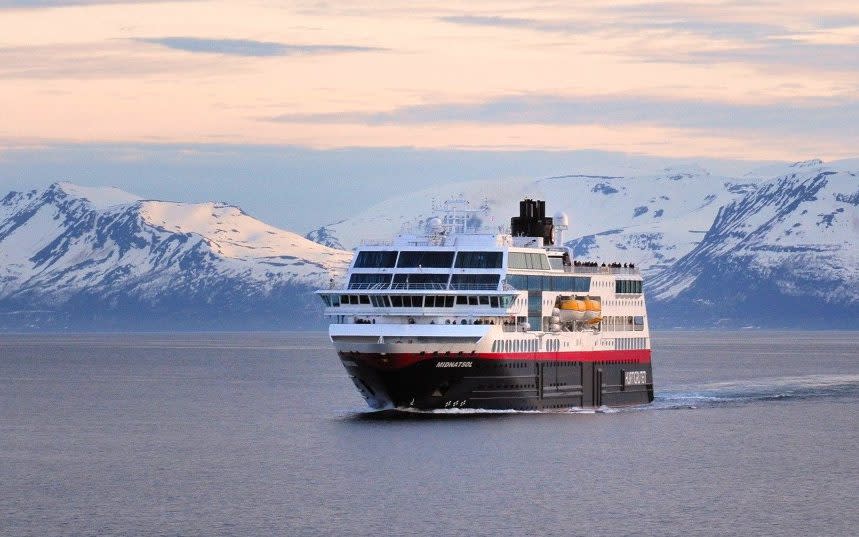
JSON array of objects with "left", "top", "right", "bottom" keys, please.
[{"left": 317, "top": 198, "right": 650, "bottom": 359}]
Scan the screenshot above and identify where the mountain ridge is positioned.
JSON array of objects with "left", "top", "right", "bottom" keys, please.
[
  {"left": 2, "top": 160, "right": 858, "bottom": 330},
  {"left": 0, "top": 182, "right": 351, "bottom": 330},
  {"left": 301, "top": 160, "right": 859, "bottom": 328}
]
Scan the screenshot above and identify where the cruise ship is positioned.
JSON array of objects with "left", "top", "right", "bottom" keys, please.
[{"left": 317, "top": 198, "right": 654, "bottom": 410}]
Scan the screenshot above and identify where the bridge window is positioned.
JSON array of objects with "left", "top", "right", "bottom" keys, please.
[
  {"left": 450, "top": 274, "right": 500, "bottom": 290},
  {"left": 509, "top": 252, "right": 550, "bottom": 270},
  {"left": 397, "top": 251, "right": 455, "bottom": 268},
  {"left": 507, "top": 275, "right": 590, "bottom": 292},
  {"left": 354, "top": 250, "right": 398, "bottom": 268},
  {"left": 392, "top": 273, "right": 448, "bottom": 289},
  {"left": 348, "top": 273, "right": 392, "bottom": 289},
  {"left": 549, "top": 257, "right": 564, "bottom": 270},
  {"left": 454, "top": 251, "right": 503, "bottom": 269}
]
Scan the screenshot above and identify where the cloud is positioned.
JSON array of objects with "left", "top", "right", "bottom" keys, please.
[
  {"left": 0, "top": 0, "right": 175, "bottom": 7},
  {"left": 439, "top": 6, "right": 859, "bottom": 71},
  {"left": 269, "top": 94, "right": 859, "bottom": 138},
  {"left": 0, "top": 37, "right": 387, "bottom": 79},
  {"left": 439, "top": 8, "right": 781, "bottom": 40},
  {"left": 595, "top": 1, "right": 785, "bottom": 38},
  {"left": 676, "top": 40, "right": 859, "bottom": 71},
  {"left": 0, "top": 42, "right": 220, "bottom": 79},
  {"left": 135, "top": 37, "right": 386, "bottom": 57},
  {"left": 816, "top": 15, "right": 859, "bottom": 29},
  {"left": 438, "top": 15, "right": 587, "bottom": 34}
]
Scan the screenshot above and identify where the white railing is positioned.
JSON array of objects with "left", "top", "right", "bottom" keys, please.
[
  {"left": 339, "top": 282, "right": 503, "bottom": 291},
  {"left": 567, "top": 265, "right": 639, "bottom": 275}
]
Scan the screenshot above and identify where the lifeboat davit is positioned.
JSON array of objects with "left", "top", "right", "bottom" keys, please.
[
  {"left": 558, "top": 298, "right": 586, "bottom": 321},
  {"left": 583, "top": 298, "right": 601, "bottom": 320}
]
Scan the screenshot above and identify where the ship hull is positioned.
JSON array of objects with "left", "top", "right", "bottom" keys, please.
[{"left": 339, "top": 351, "right": 654, "bottom": 410}]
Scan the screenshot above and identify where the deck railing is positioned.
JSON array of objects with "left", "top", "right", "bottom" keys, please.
[
  {"left": 340, "top": 282, "right": 503, "bottom": 291},
  {"left": 567, "top": 265, "right": 639, "bottom": 275}
]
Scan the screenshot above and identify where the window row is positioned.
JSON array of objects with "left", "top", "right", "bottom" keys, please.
[
  {"left": 615, "top": 279, "right": 643, "bottom": 294},
  {"left": 616, "top": 337, "right": 647, "bottom": 350},
  {"left": 492, "top": 339, "right": 541, "bottom": 353},
  {"left": 353, "top": 250, "right": 503, "bottom": 269},
  {"left": 508, "top": 252, "right": 551, "bottom": 271},
  {"left": 602, "top": 315, "right": 645, "bottom": 331},
  {"left": 506, "top": 274, "right": 591, "bottom": 293},
  {"left": 322, "top": 294, "right": 515, "bottom": 308},
  {"left": 348, "top": 273, "right": 500, "bottom": 290}
]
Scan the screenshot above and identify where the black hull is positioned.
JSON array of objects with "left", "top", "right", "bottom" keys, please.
[{"left": 339, "top": 352, "right": 654, "bottom": 410}]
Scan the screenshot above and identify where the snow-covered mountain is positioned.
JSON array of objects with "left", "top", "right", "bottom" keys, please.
[
  {"left": 309, "top": 167, "right": 763, "bottom": 276},
  {"left": 648, "top": 163, "right": 859, "bottom": 327},
  {"left": 0, "top": 182, "right": 351, "bottom": 329},
  {"left": 4, "top": 158, "right": 858, "bottom": 330},
  {"left": 305, "top": 159, "right": 859, "bottom": 328}
]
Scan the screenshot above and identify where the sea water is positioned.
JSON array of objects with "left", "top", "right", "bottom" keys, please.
[{"left": 1, "top": 331, "right": 858, "bottom": 536}]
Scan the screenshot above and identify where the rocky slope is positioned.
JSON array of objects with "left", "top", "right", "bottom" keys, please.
[
  {"left": 647, "top": 163, "right": 859, "bottom": 327},
  {"left": 0, "top": 183, "right": 351, "bottom": 329},
  {"left": 305, "top": 159, "right": 859, "bottom": 328}
]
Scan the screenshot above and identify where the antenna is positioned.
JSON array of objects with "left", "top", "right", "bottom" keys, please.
[{"left": 553, "top": 211, "right": 569, "bottom": 245}]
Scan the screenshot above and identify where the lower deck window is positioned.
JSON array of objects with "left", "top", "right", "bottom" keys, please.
[{"left": 425, "top": 296, "right": 455, "bottom": 307}]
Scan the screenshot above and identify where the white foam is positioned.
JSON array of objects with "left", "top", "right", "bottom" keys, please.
[{"left": 654, "top": 374, "right": 859, "bottom": 409}]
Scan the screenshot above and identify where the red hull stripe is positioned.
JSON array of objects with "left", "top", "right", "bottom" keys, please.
[{"left": 340, "top": 349, "right": 651, "bottom": 369}]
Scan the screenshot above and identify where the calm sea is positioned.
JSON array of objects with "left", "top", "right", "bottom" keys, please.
[{"left": 1, "top": 331, "right": 858, "bottom": 536}]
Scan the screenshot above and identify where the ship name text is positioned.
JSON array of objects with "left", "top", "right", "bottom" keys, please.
[{"left": 624, "top": 370, "right": 648, "bottom": 386}]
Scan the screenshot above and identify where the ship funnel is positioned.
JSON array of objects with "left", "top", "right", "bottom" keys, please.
[{"left": 511, "top": 198, "right": 554, "bottom": 245}]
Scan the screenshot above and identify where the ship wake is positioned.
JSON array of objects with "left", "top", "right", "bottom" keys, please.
[{"left": 648, "top": 373, "right": 859, "bottom": 411}]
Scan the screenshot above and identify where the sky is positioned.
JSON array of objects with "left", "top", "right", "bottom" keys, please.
[{"left": 2, "top": 0, "right": 859, "bottom": 230}]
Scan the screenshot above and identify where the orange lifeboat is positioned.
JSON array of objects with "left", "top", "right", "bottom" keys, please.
[
  {"left": 583, "top": 298, "right": 601, "bottom": 320},
  {"left": 558, "top": 297, "right": 586, "bottom": 321}
]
